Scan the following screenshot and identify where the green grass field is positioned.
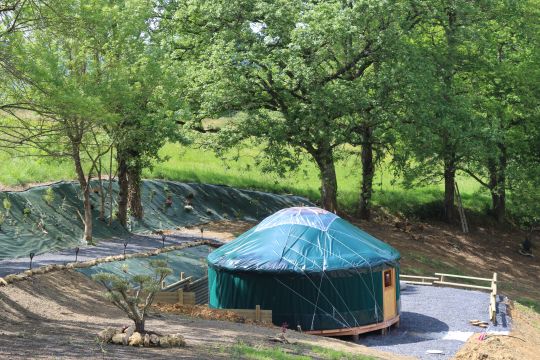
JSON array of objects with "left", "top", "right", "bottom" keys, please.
[{"left": 0, "top": 141, "right": 489, "bottom": 217}]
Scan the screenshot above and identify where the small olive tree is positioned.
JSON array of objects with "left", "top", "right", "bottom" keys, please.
[{"left": 93, "top": 259, "right": 172, "bottom": 333}]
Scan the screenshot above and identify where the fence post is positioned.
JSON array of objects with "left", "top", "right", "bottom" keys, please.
[
  {"left": 491, "top": 273, "right": 497, "bottom": 324},
  {"left": 255, "top": 305, "right": 261, "bottom": 322},
  {"left": 178, "top": 289, "right": 184, "bottom": 305}
]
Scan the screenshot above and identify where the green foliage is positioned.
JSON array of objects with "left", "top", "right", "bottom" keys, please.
[
  {"left": 169, "top": 0, "right": 418, "bottom": 210},
  {"left": 43, "top": 188, "right": 55, "bottom": 205},
  {"left": 1, "top": 0, "right": 539, "bottom": 226},
  {"left": 228, "top": 342, "right": 375, "bottom": 360},
  {"left": 92, "top": 259, "right": 171, "bottom": 332},
  {"left": 2, "top": 197, "right": 11, "bottom": 214},
  {"left": 230, "top": 342, "right": 311, "bottom": 360},
  {"left": 516, "top": 298, "right": 540, "bottom": 316},
  {"left": 309, "top": 345, "right": 376, "bottom": 360}
]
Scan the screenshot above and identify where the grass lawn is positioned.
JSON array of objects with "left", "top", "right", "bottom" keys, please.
[
  {"left": 0, "top": 140, "right": 489, "bottom": 216},
  {"left": 227, "top": 341, "right": 377, "bottom": 360}
]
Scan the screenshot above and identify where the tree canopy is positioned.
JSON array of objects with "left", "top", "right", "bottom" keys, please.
[{"left": 0, "top": 0, "right": 539, "bottom": 236}]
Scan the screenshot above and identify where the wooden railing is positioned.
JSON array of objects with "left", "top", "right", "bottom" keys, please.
[
  {"left": 401, "top": 272, "right": 498, "bottom": 323},
  {"left": 400, "top": 274, "right": 439, "bottom": 285}
]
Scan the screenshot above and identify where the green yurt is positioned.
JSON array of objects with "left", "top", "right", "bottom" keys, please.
[{"left": 207, "top": 207, "right": 401, "bottom": 335}]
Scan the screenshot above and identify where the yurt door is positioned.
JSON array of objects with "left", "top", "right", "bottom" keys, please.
[{"left": 382, "top": 269, "right": 397, "bottom": 320}]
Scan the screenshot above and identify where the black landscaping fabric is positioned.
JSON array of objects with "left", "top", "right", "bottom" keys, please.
[{"left": 0, "top": 180, "right": 310, "bottom": 259}]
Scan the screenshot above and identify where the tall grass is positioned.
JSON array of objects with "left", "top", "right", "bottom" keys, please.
[
  {"left": 145, "top": 142, "right": 489, "bottom": 215},
  {"left": 0, "top": 140, "right": 489, "bottom": 216}
]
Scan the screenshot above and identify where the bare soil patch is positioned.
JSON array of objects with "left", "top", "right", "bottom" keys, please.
[
  {"left": 154, "top": 304, "right": 249, "bottom": 324},
  {"left": 453, "top": 303, "right": 540, "bottom": 360},
  {"left": 0, "top": 270, "right": 407, "bottom": 359},
  {"left": 173, "top": 220, "right": 254, "bottom": 242}
]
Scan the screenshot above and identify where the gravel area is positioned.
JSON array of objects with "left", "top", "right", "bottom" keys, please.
[
  {"left": 358, "top": 285, "right": 511, "bottom": 359},
  {"left": 0, "top": 232, "right": 218, "bottom": 277}
]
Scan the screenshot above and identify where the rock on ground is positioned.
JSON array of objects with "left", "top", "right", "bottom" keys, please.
[{"left": 128, "top": 332, "right": 143, "bottom": 346}]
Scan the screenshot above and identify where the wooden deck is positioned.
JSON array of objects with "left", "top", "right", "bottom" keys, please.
[{"left": 304, "top": 315, "right": 400, "bottom": 337}]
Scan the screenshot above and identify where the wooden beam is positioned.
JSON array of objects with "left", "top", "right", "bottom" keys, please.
[
  {"left": 433, "top": 281, "right": 491, "bottom": 290},
  {"left": 403, "top": 281, "right": 433, "bottom": 285},
  {"left": 434, "top": 273, "right": 492, "bottom": 282},
  {"left": 400, "top": 275, "right": 439, "bottom": 280},
  {"left": 305, "top": 315, "right": 400, "bottom": 337}
]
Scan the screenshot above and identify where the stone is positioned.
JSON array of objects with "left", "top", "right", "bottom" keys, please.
[
  {"left": 128, "top": 332, "right": 143, "bottom": 346},
  {"left": 143, "top": 333, "right": 150, "bottom": 347},
  {"left": 97, "top": 327, "right": 118, "bottom": 343},
  {"left": 149, "top": 334, "right": 160, "bottom": 346},
  {"left": 111, "top": 333, "right": 125, "bottom": 345},
  {"left": 124, "top": 325, "right": 135, "bottom": 338},
  {"left": 170, "top": 334, "right": 186, "bottom": 347},
  {"left": 159, "top": 336, "right": 170, "bottom": 348},
  {"left": 0, "top": 277, "right": 7, "bottom": 286},
  {"left": 159, "top": 334, "right": 185, "bottom": 348}
]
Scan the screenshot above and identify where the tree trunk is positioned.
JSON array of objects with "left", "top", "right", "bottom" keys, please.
[
  {"left": 117, "top": 154, "right": 129, "bottom": 228},
  {"left": 313, "top": 146, "right": 338, "bottom": 213},
  {"left": 358, "top": 125, "right": 374, "bottom": 220},
  {"left": 488, "top": 144, "right": 507, "bottom": 223},
  {"left": 72, "top": 144, "right": 93, "bottom": 242},
  {"left": 97, "top": 157, "right": 105, "bottom": 221},
  {"left": 128, "top": 166, "right": 144, "bottom": 220},
  {"left": 82, "top": 188, "right": 93, "bottom": 242},
  {"left": 443, "top": 156, "right": 456, "bottom": 223},
  {"left": 108, "top": 148, "right": 114, "bottom": 226},
  {"left": 134, "top": 319, "right": 145, "bottom": 333}
]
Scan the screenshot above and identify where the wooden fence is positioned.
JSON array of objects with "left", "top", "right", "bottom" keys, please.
[
  {"left": 213, "top": 305, "right": 272, "bottom": 323},
  {"left": 153, "top": 289, "right": 196, "bottom": 305},
  {"left": 400, "top": 274, "right": 439, "bottom": 285},
  {"left": 153, "top": 275, "right": 272, "bottom": 322},
  {"left": 401, "top": 272, "right": 498, "bottom": 323}
]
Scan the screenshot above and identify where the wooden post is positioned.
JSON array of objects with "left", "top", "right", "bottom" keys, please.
[
  {"left": 178, "top": 289, "right": 184, "bottom": 305},
  {"left": 491, "top": 272, "right": 498, "bottom": 324},
  {"left": 255, "top": 305, "right": 261, "bottom": 322},
  {"left": 180, "top": 272, "right": 184, "bottom": 281}
]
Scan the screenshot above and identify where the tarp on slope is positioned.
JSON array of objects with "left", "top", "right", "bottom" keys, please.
[
  {"left": 77, "top": 245, "right": 212, "bottom": 285},
  {"left": 0, "top": 180, "right": 311, "bottom": 259}
]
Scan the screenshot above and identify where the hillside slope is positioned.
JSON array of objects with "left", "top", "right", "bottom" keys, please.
[{"left": 0, "top": 180, "right": 310, "bottom": 259}]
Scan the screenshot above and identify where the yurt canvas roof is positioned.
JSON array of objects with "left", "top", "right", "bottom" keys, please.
[{"left": 208, "top": 207, "right": 400, "bottom": 275}]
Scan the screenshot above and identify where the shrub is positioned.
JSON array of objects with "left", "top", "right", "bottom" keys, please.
[
  {"left": 2, "top": 197, "right": 11, "bottom": 215},
  {"left": 92, "top": 259, "right": 172, "bottom": 333},
  {"left": 43, "top": 188, "right": 55, "bottom": 205}
]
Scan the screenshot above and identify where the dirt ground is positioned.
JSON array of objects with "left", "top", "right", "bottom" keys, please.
[
  {"left": 453, "top": 303, "right": 540, "bottom": 360},
  {"left": 1, "top": 215, "right": 538, "bottom": 359},
  {"left": 173, "top": 220, "right": 254, "bottom": 242},
  {"left": 351, "top": 215, "right": 540, "bottom": 304},
  {"left": 0, "top": 270, "right": 409, "bottom": 360}
]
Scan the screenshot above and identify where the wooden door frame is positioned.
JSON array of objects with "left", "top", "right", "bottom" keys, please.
[{"left": 382, "top": 268, "right": 397, "bottom": 321}]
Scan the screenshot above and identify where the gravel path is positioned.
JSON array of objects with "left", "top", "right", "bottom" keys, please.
[
  {"left": 0, "top": 232, "right": 218, "bottom": 277},
  {"left": 358, "top": 285, "right": 511, "bottom": 359}
]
